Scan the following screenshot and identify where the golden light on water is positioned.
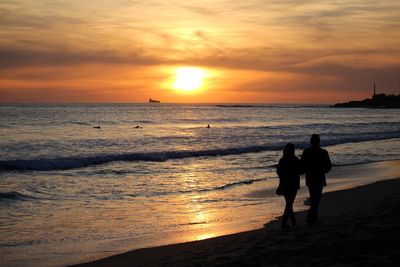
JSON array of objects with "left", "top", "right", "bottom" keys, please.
[
  {"left": 172, "top": 67, "right": 207, "bottom": 92},
  {"left": 195, "top": 233, "right": 215, "bottom": 241}
]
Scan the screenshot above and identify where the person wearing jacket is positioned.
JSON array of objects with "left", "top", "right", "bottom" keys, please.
[
  {"left": 300, "top": 134, "right": 332, "bottom": 225},
  {"left": 277, "top": 143, "right": 301, "bottom": 229}
]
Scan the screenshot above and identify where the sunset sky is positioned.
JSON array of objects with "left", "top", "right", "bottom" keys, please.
[{"left": 1, "top": 0, "right": 399, "bottom": 103}]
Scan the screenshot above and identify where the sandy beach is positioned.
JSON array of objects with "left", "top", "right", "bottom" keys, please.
[{"left": 73, "top": 174, "right": 400, "bottom": 266}]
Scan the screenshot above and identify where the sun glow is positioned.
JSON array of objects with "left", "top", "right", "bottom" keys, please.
[{"left": 172, "top": 67, "right": 206, "bottom": 92}]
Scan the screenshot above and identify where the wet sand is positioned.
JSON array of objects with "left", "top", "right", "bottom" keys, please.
[{"left": 73, "top": 175, "right": 400, "bottom": 266}]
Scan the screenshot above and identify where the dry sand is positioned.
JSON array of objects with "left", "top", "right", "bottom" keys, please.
[{"left": 72, "top": 177, "right": 400, "bottom": 267}]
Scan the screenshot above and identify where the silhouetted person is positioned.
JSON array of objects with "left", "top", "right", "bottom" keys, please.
[
  {"left": 206, "top": 124, "right": 211, "bottom": 128},
  {"left": 277, "top": 143, "right": 301, "bottom": 229},
  {"left": 300, "top": 134, "right": 332, "bottom": 225}
]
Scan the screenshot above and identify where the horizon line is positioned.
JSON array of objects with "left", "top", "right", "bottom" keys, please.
[{"left": 0, "top": 102, "right": 334, "bottom": 105}]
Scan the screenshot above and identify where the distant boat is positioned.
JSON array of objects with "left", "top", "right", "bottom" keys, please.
[{"left": 149, "top": 98, "right": 160, "bottom": 103}]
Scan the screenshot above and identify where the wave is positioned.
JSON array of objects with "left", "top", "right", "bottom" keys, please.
[
  {"left": 0, "top": 145, "right": 285, "bottom": 171},
  {"left": 135, "top": 120, "right": 155, "bottom": 124},
  {"left": 215, "top": 105, "right": 266, "bottom": 108},
  {"left": 128, "top": 178, "right": 269, "bottom": 198},
  {"left": 332, "top": 158, "right": 400, "bottom": 168},
  {"left": 1, "top": 131, "right": 400, "bottom": 172},
  {"left": 0, "top": 191, "right": 37, "bottom": 202},
  {"left": 181, "top": 178, "right": 268, "bottom": 194},
  {"left": 214, "top": 104, "right": 327, "bottom": 108},
  {"left": 260, "top": 121, "right": 400, "bottom": 131},
  {"left": 69, "top": 121, "right": 91, "bottom": 126}
]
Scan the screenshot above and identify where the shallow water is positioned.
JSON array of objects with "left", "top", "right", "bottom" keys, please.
[{"left": 1, "top": 104, "right": 400, "bottom": 266}]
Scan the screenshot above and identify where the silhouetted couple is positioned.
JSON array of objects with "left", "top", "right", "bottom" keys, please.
[{"left": 276, "top": 134, "right": 332, "bottom": 229}]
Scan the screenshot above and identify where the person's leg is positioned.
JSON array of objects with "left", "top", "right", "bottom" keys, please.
[
  {"left": 282, "top": 193, "right": 291, "bottom": 228},
  {"left": 282, "top": 191, "right": 297, "bottom": 228},
  {"left": 288, "top": 190, "right": 297, "bottom": 227},
  {"left": 313, "top": 185, "right": 323, "bottom": 222},
  {"left": 282, "top": 194, "right": 289, "bottom": 228},
  {"left": 306, "top": 186, "right": 313, "bottom": 223},
  {"left": 307, "top": 185, "right": 323, "bottom": 224}
]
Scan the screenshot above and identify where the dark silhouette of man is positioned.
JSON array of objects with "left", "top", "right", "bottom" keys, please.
[{"left": 300, "top": 134, "right": 332, "bottom": 224}]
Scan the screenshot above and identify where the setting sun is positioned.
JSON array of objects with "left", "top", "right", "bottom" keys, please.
[{"left": 172, "top": 67, "right": 206, "bottom": 92}]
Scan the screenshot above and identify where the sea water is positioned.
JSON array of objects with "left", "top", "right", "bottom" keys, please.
[{"left": 1, "top": 104, "right": 400, "bottom": 266}]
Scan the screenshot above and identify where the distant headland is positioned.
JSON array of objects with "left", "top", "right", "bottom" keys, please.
[{"left": 333, "top": 84, "right": 400, "bottom": 108}]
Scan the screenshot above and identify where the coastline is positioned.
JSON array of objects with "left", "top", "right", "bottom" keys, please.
[{"left": 72, "top": 160, "right": 400, "bottom": 267}]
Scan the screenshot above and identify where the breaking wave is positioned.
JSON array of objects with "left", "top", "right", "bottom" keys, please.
[
  {"left": 1, "top": 130, "right": 400, "bottom": 172},
  {"left": 0, "top": 191, "right": 37, "bottom": 202}
]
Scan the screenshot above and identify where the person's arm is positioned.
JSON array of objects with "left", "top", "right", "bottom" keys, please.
[
  {"left": 277, "top": 159, "right": 283, "bottom": 178},
  {"left": 296, "top": 157, "right": 302, "bottom": 175},
  {"left": 299, "top": 151, "right": 307, "bottom": 174},
  {"left": 324, "top": 150, "right": 332, "bottom": 173}
]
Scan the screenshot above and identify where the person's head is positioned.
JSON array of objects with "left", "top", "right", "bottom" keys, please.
[
  {"left": 310, "top": 134, "right": 320, "bottom": 147},
  {"left": 283, "top": 143, "right": 295, "bottom": 157}
]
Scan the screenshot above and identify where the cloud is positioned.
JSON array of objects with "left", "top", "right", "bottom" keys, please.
[
  {"left": 1, "top": 0, "right": 400, "bottom": 102},
  {"left": 0, "top": 48, "right": 166, "bottom": 69},
  {"left": 0, "top": 86, "right": 148, "bottom": 103},
  {"left": 178, "top": 5, "right": 219, "bottom": 16}
]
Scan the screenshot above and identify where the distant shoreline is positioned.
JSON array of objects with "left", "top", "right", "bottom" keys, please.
[{"left": 333, "top": 92, "right": 400, "bottom": 108}]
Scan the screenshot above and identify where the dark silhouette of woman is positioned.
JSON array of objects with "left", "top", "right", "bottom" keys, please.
[{"left": 277, "top": 143, "right": 301, "bottom": 229}]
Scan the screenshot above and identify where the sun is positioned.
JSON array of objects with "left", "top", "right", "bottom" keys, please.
[{"left": 172, "top": 67, "right": 206, "bottom": 92}]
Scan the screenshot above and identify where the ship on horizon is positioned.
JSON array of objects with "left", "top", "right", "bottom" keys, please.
[{"left": 148, "top": 98, "right": 160, "bottom": 103}]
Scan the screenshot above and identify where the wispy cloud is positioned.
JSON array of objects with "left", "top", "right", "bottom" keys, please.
[{"left": 0, "top": 48, "right": 166, "bottom": 68}]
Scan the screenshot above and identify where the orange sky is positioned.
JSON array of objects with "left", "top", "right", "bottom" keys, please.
[{"left": 1, "top": 0, "right": 399, "bottom": 103}]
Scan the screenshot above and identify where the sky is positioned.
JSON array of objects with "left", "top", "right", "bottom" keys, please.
[{"left": 0, "top": 0, "right": 399, "bottom": 103}]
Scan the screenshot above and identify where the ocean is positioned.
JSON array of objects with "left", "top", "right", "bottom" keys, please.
[{"left": 1, "top": 104, "right": 400, "bottom": 266}]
